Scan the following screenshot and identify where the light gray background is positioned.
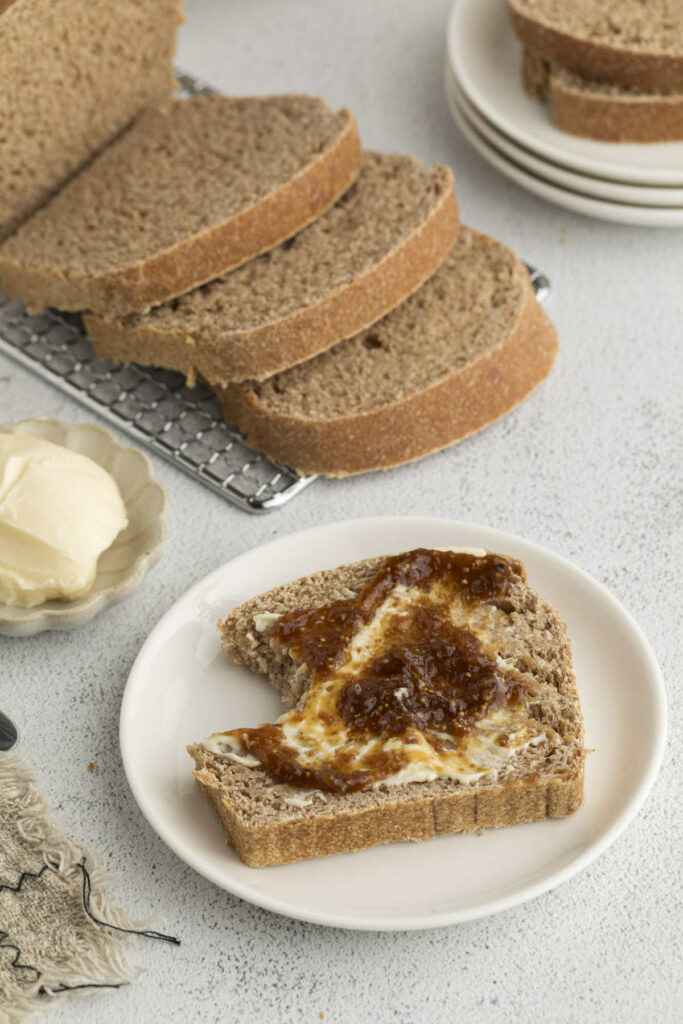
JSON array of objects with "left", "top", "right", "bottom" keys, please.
[{"left": 2, "top": 0, "right": 682, "bottom": 1021}]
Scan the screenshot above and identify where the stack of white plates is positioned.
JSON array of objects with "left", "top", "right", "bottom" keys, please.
[{"left": 445, "top": 0, "right": 683, "bottom": 227}]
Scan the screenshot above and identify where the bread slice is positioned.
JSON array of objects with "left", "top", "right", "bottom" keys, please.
[
  {"left": 189, "top": 550, "right": 585, "bottom": 867},
  {"left": 0, "top": 95, "right": 362, "bottom": 317},
  {"left": 83, "top": 152, "right": 459, "bottom": 384},
  {"left": 0, "top": 0, "right": 182, "bottom": 243},
  {"left": 214, "top": 227, "right": 557, "bottom": 477},
  {"left": 508, "top": 0, "right": 683, "bottom": 93},
  {"left": 522, "top": 48, "right": 683, "bottom": 142}
]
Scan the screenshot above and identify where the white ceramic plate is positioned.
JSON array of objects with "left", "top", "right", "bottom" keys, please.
[
  {"left": 120, "top": 517, "right": 666, "bottom": 931},
  {"left": 0, "top": 419, "right": 167, "bottom": 636},
  {"left": 446, "top": 77, "right": 683, "bottom": 227},
  {"left": 447, "top": 63, "right": 683, "bottom": 207},
  {"left": 447, "top": 0, "right": 683, "bottom": 186}
]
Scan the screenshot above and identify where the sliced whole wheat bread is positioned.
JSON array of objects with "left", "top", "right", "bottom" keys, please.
[
  {"left": 83, "top": 152, "right": 459, "bottom": 383},
  {"left": 508, "top": 0, "right": 683, "bottom": 93},
  {"left": 189, "top": 551, "right": 585, "bottom": 867},
  {"left": 0, "top": 95, "right": 361, "bottom": 316},
  {"left": 0, "top": 0, "right": 182, "bottom": 243},
  {"left": 522, "top": 48, "right": 683, "bottom": 142},
  {"left": 215, "top": 227, "right": 557, "bottom": 477}
]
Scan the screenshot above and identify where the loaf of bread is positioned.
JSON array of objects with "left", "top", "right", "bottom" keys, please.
[
  {"left": 189, "top": 548, "right": 585, "bottom": 867},
  {"left": 84, "top": 152, "right": 459, "bottom": 384},
  {"left": 0, "top": 96, "right": 361, "bottom": 316},
  {"left": 522, "top": 47, "right": 683, "bottom": 142},
  {"left": 508, "top": 0, "right": 683, "bottom": 93},
  {"left": 215, "top": 227, "right": 557, "bottom": 477},
  {"left": 0, "top": 0, "right": 182, "bottom": 242}
]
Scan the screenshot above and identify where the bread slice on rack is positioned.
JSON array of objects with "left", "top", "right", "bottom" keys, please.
[
  {"left": 189, "top": 548, "right": 585, "bottom": 867},
  {"left": 522, "top": 48, "right": 683, "bottom": 142},
  {"left": 508, "top": 0, "right": 683, "bottom": 93},
  {"left": 0, "top": 0, "right": 182, "bottom": 243},
  {"left": 215, "top": 227, "right": 557, "bottom": 477},
  {"left": 0, "top": 95, "right": 362, "bottom": 316},
  {"left": 83, "top": 152, "right": 459, "bottom": 383}
]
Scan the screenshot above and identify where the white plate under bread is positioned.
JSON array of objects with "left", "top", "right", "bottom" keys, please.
[{"left": 120, "top": 516, "right": 665, "bottom": 930}]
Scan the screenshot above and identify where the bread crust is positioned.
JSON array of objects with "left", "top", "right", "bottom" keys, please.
[
  {"left": 555, "top": 84, "right": 683, "bottom": 144},
  {"left": 190, "top": 744, "right": 584, "bottom": 868},
  {"left": 84, "top": 164, "right": 459, "bottom": 384},
  {"left": 215, "top": 263, "right": 557, "bottom": 477},
  {"left": 0, "top": 107, "right": 362, "bottom": 316},
  {"left": 522, "top": 48, "right": 683, "bottom": 141},
  {"left": 551, "top": 79, "right": 683, "bottom": 143},
  {"left": 509, "top": 1, "right": 683, "bottom": 93}
]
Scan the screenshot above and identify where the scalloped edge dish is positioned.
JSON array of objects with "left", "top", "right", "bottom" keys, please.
[{"left": 0, "top": 418, "right": 168, "bottom": 636}]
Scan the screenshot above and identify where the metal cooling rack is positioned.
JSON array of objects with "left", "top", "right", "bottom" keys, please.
[
  {"left": 0, "top": 293, "right": 315, "bottom": 513},
  {"left": 0, "top": 70, "right": 551, "bottom": 513}
]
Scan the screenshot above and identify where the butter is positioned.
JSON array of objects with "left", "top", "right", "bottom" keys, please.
[
  {"left": 253, "top": 611, "right": 281, "bottom": 632},
  {"left": 283, "top": 791, "right": 326, "bottom": 808},
  {"left": 203, "top": 732, "right": 261, "bottom": 767},
  {"left": 0, "top": 433, "right": 128, "bottom": 607}
]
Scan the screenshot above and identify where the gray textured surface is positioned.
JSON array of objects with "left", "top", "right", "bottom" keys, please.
[{"left": 1, "top": 0, "right": 681, "bottom": 1021}]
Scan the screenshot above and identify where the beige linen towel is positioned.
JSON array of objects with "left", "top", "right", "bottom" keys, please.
[{"left": 0, "top": 754, "right": 178, "bottom": 1023}]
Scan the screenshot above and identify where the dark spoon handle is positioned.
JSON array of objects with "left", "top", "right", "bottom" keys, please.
[{"left": 0, "top": 711, "right": 18, "bottom": 751}]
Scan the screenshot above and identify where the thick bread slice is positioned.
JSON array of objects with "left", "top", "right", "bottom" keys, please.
[
  {"left": 0, "top": 0, "right": 181, "bottom": 243},
  {"left": 189, "top": 553, "right": 584, "bottom": 867},
  {"left": 215, "top": 227, "right": 557, "bottom": 477},
  {"left": 508, "top": 0, "right": 683, "bottom": 93},
  {"left": 0, "top": 95, "right": 361, "bottom": 316},
  {"left": 522, "top": 48, "right": 683, "bottom": 142},
  {"left": 84, "top": 152, "right": 459, "bottom": 383}
]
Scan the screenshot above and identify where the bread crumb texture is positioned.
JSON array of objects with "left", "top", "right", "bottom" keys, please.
[
  {"left": 0, "top": 0, "right": 181, "bottom": 241},
  {"left": 217, "top": 227, "right": 558, "bottom": 476},
  {"left": 118, "top": 152, "right": 452, "bottom": 333},
  {"left": 1, "top": 96, "right": 351, "bottom": 275},
  {"left": 242, "top": 228, "right": 528, "bottom": 418},
  {"left": 512, "top": 0, "right": 683, "bottom": 51},
  {"left": 84, "top": 151, "right": 458, "bottom": 381}
]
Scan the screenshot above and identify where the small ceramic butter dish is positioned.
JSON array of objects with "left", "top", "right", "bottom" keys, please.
[{"left": 0, "top": 418, "right": 168, "bottom": 636}]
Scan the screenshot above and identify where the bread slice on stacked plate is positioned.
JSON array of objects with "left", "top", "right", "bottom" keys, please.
[
  {"left": 522, "top": 48, "right": 683, "bottom": 144},
  {"left": 446, "top": 0, "right": 683, "bottom": 227},
  {"left": 0, "top": 20, "right": 558, "bottom": 477},
  {"left": 510, "top": 0, "right": 683, "bottom": 142}
]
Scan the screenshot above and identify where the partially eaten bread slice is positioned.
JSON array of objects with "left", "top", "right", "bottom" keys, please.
[
  {"left": 0, "top": 94, "right": 361, "bottom": 316},
  {"left": 189, "top": 548, "right": 585, "bottom": 868}
]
